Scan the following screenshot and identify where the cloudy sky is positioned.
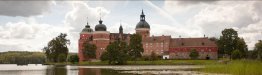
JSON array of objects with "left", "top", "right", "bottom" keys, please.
[{"left": 0, "top": 0, "right": 261, "bottom": 52}]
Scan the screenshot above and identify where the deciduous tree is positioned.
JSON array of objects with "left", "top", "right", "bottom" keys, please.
[
  {"left": 103, "top": 41, "right": 128, "bottom": 65},
  {"left": 42, "top": 33, "right": 70, "bottom": 62},
  {"left": 217, "top": 28, "right": 248, "bottom": 59},
  {"left": 83, "top": 42, "right": 96, "bottom": 60},
  {"left": 128, "top": 34, "right": 144, "bottom": 60},
  {"left": 254, "top": 40, "right": 262, "bottom": 60}
]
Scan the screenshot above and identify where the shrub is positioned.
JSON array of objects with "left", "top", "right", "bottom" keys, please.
[
  {"left": 100, "top": 52, "right": 108, "bottom": 61},
  {"left": 68, "top": 54, "right": 79, "bottom": 63},
  {"left": 189, "top": 49, "right": 199, "bottom": 59},
  {"left": 58, "top": 54, "right": 67, "bottom": 62},
  {"left": 232, "top": 50, "right": 241, "bottom": 59}
]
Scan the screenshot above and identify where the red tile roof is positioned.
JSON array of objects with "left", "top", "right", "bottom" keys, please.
[{"left": 169, "top": 38, "right": 217, "bottom": 48}]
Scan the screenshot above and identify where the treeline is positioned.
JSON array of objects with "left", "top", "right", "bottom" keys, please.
[
  {"left": 0, "top": 51, "right": 46, "bottom": 64},
  {"left": 211, "top": 28, "right": 262, "bottom": 60}
]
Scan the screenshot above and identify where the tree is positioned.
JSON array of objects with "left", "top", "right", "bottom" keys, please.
[
  {"left": 217, "top": 28, "right": 247, "bottom": 59},
  {"left": 42, "top": 33, "right": 70, "bottom": 62},
  {"left": 254, "top": 40, "right": 262, "bottom": 60},
  {"left": 150, "top": 51, "right": 157, "bottom": 61},
  {"left": 58, "top": 54, "right": 66, "bottom": 62},
  {"left": 247, "top": 50, "right": 257, "bottom": 59},
  {"left": 128, "top": 34, "right": 144, "bottom": 60},
  {"left": 68, "top": 54, "right": 79, "bottom": 63},
  {"left": 100, "top": 52, "right": 109, "bottom": 61},
  {"left": 236, "top": 38, "right": 248, "bottom": 58},
  {"left": 232, "top": 50, "right": 241, "bottom": 59},
  {"left": 103, "top": 41, "right": 128, "bottom": 65},
  {"left": 189, "top": 49, "right": 199, "bottom": 59},
  {"left": 83, "top": 42, "right": 96, "bottom": 60}
]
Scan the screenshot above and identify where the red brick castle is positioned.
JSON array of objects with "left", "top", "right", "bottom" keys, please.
[{"left": 78, "top": 10, "right": 218, "bottom": 61}]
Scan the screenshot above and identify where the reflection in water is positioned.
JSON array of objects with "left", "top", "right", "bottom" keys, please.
[
  {"left": 44, "top": 65, "right": 134, "bottom": 75},
  {"left": 79, "top": 68, "right": 101, "bottom": 75},
  {"left": 46, "top": 65, "right": 67, "bottom": 75},
  {"left": 0, "top": 65, "right": 210, "bottom": 75},
  {"left": 78, "top": 68, "right": 134, "bottom": 75}
]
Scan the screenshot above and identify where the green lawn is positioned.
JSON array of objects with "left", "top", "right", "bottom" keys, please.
[
  {"left": 126, "top": 60, "right": 218, "bottom": 65},
  {"left": 200, "top": 60, "right": 262, "bottom": 75},
  {"left": 78, "top": 60, "right": 217, "bottom": 65}
]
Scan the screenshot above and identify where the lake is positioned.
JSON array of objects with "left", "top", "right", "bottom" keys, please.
[{"left": 0, "top": 64, "right": 221, "bottom": 75}]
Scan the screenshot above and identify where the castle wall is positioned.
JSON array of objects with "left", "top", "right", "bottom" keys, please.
[
  {"left": 142, "top": 36, "right": 171, "bottom": 56},
  {"left": 169, "top": 47, "right": 218, "bottom": 59},
  {"left": 78, "top": 33, "right": 92, "bottom": 61},
  {"left": 92, "top": 31, "right": 110, "bottom": 59}
]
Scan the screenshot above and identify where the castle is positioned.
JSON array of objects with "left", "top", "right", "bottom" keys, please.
[{"left": 78, "top": 10, "right": 218, "bottom": 61}]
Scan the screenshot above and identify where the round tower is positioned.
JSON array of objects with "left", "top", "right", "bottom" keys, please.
[
  {"left": 93, "top": 19, "right": 110, "bottom": 59},
  {"left": 135, "top": 10, "right": 150, "bottom": 39},
  {"left": 78, "top": 20, "right": 93, "bottom": 62}
]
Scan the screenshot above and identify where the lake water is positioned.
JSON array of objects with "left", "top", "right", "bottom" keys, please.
[{"left": 0, "top": 64, "right": 221, "bottom": 75}]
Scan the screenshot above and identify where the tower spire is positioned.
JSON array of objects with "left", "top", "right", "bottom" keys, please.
[
  {"left": 99, "top": 8, "right": 103, "bottom": 24},
  {"left": 119, "top": 20, "right": 123, "bottom": 34},
  {"left": 142, "top": 9, "right": 144, "bottom": 15},
  {"left": 140, "top": 9, "right": 145, "bottom": 21},
  {"left": 85, "top": 17, "right": 90, "bottom": 28}
]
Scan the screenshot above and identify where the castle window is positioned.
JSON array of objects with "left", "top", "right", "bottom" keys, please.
[
  {"left": 202, "top": 42, "right": 205, "bottom": 45},
  {"left": 181, "top": 43, "right": 184, "bottom": 46}
]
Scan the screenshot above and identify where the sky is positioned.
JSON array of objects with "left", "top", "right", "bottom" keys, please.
[{"left": 0, "top": 0, "right": 261, "bottom": 52}]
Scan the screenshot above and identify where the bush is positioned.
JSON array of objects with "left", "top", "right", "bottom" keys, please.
[
  {"left": 58, "top": 54, "right": 67, "bottom": 62},
  {"left": 100, "top": 52, "right": 108, "bottom": 61},
  {"left": 150, "top": 51, "right": 158, "bottom": 61},
  {"left": 68, "top": 54, "right": 79, "bottom": 63},
  {"left": 189, "top": 49, "right": 199, "bottom": 59},
  {"left": 232, "top": 50, "right": 241, "bottom": 59}
]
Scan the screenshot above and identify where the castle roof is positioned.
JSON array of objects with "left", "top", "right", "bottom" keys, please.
[
  {"left": 169, "top": 38, "right": 217, "bottom": 48},
  {"left": 81, "top": 20, "right": 93, "bottom": 33},
  {"left": 95, "top": 19, "right": 107, "bottom": 31},
  {"left": 136, "top": 10, "right": 150, "bottom": 29},
  {"left": 143, "top": 36, "right": 171, "bottom": 43}
]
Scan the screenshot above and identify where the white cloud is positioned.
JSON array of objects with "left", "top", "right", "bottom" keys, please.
[
  {"left": 163, "top": 1, "right": 262, "bottom": 50},
  {"left": 147, "top": 1, "right": 203, "bottom": 37},
  {"left": 0, "top": 1, "right": 53, "bottom": 17},
  {"left": 64, "top": 1, "right": 110, "bottom": 52},
  {"left": 0, "top": 18, "right": 69, "bottom": 52},
  {"left": 65, "top": 1, "right": 110, "bottom": 32},
  {"left": 0, "top": 1, "right": 261, "bottom": 52}
]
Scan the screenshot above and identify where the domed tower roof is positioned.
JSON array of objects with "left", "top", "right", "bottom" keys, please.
[
  {"left": 95, "top": 19, "right": 107, "bottom": 31},
  {"left": 136, "top": 10, "right": 150, "bottom": 29},
  {"left": 81, "top": 20, "right": 93, "bottom": 33}
]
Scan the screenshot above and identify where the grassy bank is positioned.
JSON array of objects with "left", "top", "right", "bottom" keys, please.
[
  {"left": 77, "top": 60, "right": 217, "bottom": 65},
  {"left": 200, "top": 60, "right": 262, "bottom": 75},
  {"left": 45, "top": 60, "right": 217, "bottom": 65}
]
